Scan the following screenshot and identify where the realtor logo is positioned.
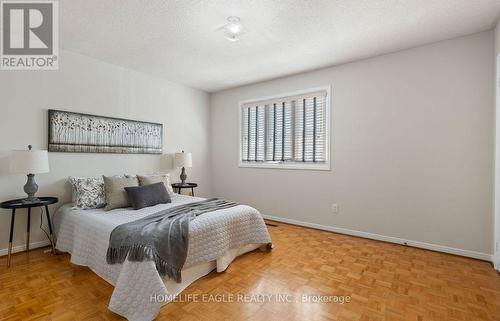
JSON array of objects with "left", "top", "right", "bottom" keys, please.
[{"left": 1, "top": 0, "right": 58, "bottom": 70}]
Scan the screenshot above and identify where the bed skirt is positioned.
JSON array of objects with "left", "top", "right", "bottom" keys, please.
[{"left": 108, "top": 243, "right": 262, "bottom": 320}]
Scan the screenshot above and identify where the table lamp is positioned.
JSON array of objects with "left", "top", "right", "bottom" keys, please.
[
  {"left": 10, "top": 145, "right": 50, "bottom": 203},
  {"left": 174, "top": 151, "right": 192, "bottom": 185}
]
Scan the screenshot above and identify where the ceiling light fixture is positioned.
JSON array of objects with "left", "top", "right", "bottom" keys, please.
[{"left": 223, "top": 16, "right": 243, "bottom": 42}]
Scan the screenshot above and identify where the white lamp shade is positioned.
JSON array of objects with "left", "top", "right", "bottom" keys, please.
[
  {"left": 174, "top": 152, "right": 192, "bottom": 168},
  {"left": 10, "top": 149, "right": 50, "bottom": 174}
]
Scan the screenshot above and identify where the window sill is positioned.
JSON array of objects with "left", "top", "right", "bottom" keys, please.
[{"left": 238, "top": 161, "right": 331, "bottom": 171}]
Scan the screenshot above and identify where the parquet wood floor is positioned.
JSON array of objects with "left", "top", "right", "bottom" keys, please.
[{"left": 0, "top": 220, "right": 499, "bottom": 321}]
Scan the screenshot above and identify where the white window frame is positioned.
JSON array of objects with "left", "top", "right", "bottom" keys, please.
[{"left": 238, "top": 85, "right": 331, "bottom": 171}]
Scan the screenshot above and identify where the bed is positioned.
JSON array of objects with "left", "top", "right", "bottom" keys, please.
[{"left": 53, "top": 194, "right": 272, "bottom": 321}]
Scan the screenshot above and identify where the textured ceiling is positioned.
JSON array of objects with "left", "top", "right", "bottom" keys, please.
[{"left": 58, "top": 0, "right": 500, "bottom": 92}]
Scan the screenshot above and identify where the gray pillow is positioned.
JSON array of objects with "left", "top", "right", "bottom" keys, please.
[
  {"left": 125, "top": 182, "right": 171, "bottom": 210},
  {"left": 103, "top": 175, "right": 139, "bottom": 211}
]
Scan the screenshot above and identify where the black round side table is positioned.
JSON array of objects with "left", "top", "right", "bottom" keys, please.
[
  {"left": 171, "top": 183, "right": 198, "bottom": 196},
  {"left": 0, "top": 197, "right": 58, "bottom": 267}
]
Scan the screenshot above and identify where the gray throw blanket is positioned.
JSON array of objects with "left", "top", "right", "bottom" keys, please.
[{"left": 106, "top": 198, "right": 239, "bottom": 282}]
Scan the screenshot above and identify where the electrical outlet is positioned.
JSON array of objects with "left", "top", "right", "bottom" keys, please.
[
  {"left": 496, "top": 242, "right": 499, "bottom": 252},
  {"left": 331, "top": 204, "right": 339, "bottom": 214}
]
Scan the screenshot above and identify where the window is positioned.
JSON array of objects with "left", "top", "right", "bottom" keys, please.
[{"left": 240, "top": 86, "right": 330, "bottom": 170}]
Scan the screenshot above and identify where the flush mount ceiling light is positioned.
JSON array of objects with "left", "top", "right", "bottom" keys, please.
[{"left": 223, "top": 16, "right": 243, "bottom": 42}]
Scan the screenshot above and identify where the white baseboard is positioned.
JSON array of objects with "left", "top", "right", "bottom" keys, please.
[
  {"left": 493, "top": 253, "right": 500, "bottom": 272},
  {"left": 0, "top": 240, "right": 51, "bottom": 257},
  {"left": 262, "top": 214, "right": 492, "bottom": 262}
]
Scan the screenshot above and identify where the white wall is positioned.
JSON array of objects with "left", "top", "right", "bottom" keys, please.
[
  {"left": 210, "top": 31, "right": 494, "bottom": 257},
  {"left": 494, "top": 21, "right": 500, "bottom": 269},
  {"left": 0, "top": 49, "right": 211, "bottom": 254}
]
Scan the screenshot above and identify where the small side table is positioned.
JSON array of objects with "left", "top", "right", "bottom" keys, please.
[
  {"left": 0, "top": 197, "right": 58, "bottom": 267},
  {"left": 171, "top": 183, "right": 198, "bottom": 196}
]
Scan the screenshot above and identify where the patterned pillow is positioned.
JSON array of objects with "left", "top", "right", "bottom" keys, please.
[{"left": 69, "top": 176, "right": 106, "bottom": 209}]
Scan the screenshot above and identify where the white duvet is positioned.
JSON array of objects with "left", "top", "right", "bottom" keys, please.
[{"left": 53, "top": 194, "right": 272, "bottom": 321}]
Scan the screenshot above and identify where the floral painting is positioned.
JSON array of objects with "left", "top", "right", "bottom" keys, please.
[{"left": 48, "top": 110, "right": 163, "bottom": 154}]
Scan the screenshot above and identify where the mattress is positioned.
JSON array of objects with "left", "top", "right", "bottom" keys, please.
[{"left": 53, "top": 194, "right": 272, "bottom": 320}]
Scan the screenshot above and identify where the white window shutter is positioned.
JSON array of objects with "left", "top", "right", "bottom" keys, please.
[
  {"left": 248, "top": 107, "right": 256, "bottom": 161},
  {"left": 241, "top": 89, "right": 328, "bottom": 167},
  {"left": 283, "top": 101, "right": 294, "bottom": 160},
  {"left": 256, "top": 105, "right": 265, "bottom": 161},
  {"left": 265, "top": 105, "right": 274, "bottom": 161},
  {"left": 241, "top": 107, "right": 249, "bottom": 161}
]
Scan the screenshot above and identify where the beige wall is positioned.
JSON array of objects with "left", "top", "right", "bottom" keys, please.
[
  {"left": 0, "top": 49, "right": 212, "bottom": 253},
  {"left": 496, "top": 21, "right": 500, "bottom": 54},
  {"left": 210, "top": 31, "right": 494, "bottom": 256},
  {"left": 494, "top": 20, "right": 500, "bottom": 269}
]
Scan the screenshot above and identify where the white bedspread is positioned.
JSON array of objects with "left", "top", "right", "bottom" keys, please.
[{"left": 53, "top": 195, "right": 272, "bottom": 321}]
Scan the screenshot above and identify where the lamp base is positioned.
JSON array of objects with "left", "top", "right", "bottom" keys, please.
[
  {"left": 23, "top": 174, "right": 39, "bottom": 203},
  {"left": 180, "top": 167, "right": 187, "bottom": 185}
]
